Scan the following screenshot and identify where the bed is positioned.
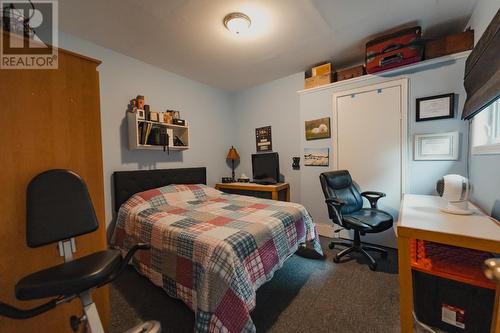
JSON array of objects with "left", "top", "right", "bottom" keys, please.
[{"left": 110, "top": 167, "right": 322, "bottom": 333}]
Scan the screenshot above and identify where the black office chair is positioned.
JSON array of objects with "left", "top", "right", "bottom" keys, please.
[
  {"left": 320, "top": 170, "right": 394, "bottom": 271},
  {"left": 0, "top": 169, "right": 157, "bottom": 332}
]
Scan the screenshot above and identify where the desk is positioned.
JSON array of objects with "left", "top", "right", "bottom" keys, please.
[
  {"left": 397, "top": 194, "right": 500, "bottom": 332},
  {"left": 215, "top": 182, "right": 290, "bottom": 202}
]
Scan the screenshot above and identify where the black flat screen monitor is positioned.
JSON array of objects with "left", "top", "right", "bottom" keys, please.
[{"left": 252, "top": 153, "right": 279, "bottom": 184}]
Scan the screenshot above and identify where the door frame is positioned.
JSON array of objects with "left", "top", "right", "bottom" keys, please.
[{"left": 331, "top": 77, "right": 409, "bottom": 198}]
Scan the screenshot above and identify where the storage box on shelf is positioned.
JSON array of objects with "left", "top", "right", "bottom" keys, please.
[
  {"left": 425, "top": 30, "right": 474, "bottom": 60},
  {"left": 304, "top": 62, "right": 334, "bottom": 89},
  {"left": 127, "top": 112, "right": 189, "bottom": 151},
  {"left": 335, "top": 65, "right": 366, "bottom": 82},
  {"left": 365, "top": 26, "right": 424, "bottom": 74}
]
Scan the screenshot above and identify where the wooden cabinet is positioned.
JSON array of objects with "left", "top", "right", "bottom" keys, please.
[
  {"left": 0, "top": 46, "right": 108, "bottom": 332},
  {"left": 215, "top": 183, "right": 290, "bottom": 202}
]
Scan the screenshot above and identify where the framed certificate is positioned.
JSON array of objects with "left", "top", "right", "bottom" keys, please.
[
  {"left": 416, "top": 93, "right": 455, "bottom": 122},
  {"left": 414, "top": 131, "right": 459, "bottom": 160}
]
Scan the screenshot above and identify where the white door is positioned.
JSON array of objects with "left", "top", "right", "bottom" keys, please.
[{"left": 333, "top": 79, "right": 407, "bottom": 248}]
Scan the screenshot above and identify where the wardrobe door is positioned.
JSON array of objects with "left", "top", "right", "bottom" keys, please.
[
  {"left": 0, "top": 49, "right": 108, "bottom": 332},
  {"left": 333, "top": 79, "right": 408, "bottom": 248}
]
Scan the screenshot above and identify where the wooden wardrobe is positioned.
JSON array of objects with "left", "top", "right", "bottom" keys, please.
[{"left": 0, "top": 46, "right": 109, "bottom": 331}]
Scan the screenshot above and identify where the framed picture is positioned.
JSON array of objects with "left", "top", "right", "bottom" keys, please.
[
  {"left": 255, "top": 126, "right": 272, "bottom": 152},
  {"left": 414, "top": 131, "right": 459, "bottom": 160},
  {"left": 416, "top": 93, "right": 454, "bottom": 122},
  {"left": 305, "top": 117, "right": 331, "bottom": 140},
  {"left": 304, "top": 148, "right": 329, "bottom": 166}
]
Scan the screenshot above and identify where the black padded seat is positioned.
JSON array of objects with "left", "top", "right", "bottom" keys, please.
[
  {"left": 15, "top": 250, "right": 122, "bottom": 300},
  {"left": 320, "top": 170, "right": 395, "bottom": 270},
  {"left": 343, "top": 208, "right": 393, "bottom": 233}
]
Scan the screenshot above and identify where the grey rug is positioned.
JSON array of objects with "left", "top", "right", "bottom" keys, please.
[{"left": 110, "top": 237, "right": 400, "bottom": 333}]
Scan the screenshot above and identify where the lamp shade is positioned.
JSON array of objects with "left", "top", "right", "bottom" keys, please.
[{"left": 226, "top": 146, "right": 240, "bottom": 160}]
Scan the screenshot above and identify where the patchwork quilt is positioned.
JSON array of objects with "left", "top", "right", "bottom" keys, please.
[{"left": 111, "top": 184, "right": 322, "bottom": 333}]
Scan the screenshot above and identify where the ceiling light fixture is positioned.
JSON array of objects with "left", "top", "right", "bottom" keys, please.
[{"left": 223, "top": 12, "right": 251, "bottom": 35}]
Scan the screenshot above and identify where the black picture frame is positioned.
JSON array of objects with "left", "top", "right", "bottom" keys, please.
[
  {"left": 255, "top": 126, "right": 272, "bottom": 152},
  {"left": 416, "top": 93, "right": 455, "bottom": 122}
]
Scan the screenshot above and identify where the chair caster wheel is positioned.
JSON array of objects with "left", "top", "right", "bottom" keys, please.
[
  {"left": 328, "top": 243, "right": 335, "bottom": 249},
  {"left": 369, "top": 263, "right": 377, "bottom": 271},
  {"left": 333, "top": 257, "right": 340, "bottom": 263}
]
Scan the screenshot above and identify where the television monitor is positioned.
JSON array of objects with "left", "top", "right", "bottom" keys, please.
[{"left": 252, "top": 153, "right": 279, "bottom": 184}]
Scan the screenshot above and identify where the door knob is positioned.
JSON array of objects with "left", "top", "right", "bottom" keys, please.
[{"left": 484, "top": 258, "right": 500, "bottom": 283}]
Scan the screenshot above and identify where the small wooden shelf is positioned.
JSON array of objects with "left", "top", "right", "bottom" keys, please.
[
  {"left": 127, "top": 112, "right": 189, "bottom": 151},
  {"left": 134, "top": 144, "right": 190, "bottom": 151}
]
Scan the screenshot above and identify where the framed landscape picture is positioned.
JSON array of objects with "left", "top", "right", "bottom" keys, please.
[
  {"left": 305, "top": 117, "right": 331, "bottom": 140},
  {"left": 304, "top": 148, "right": 329, "bottom": 166}
]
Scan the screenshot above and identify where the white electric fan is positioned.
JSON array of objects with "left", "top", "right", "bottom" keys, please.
[{"left": 436, "top": 174, "right": 473, "bottom": 215}]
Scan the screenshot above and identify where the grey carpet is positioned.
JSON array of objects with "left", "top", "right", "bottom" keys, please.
[{"left": 109, "top": 237, "right": 400, "bottom": 333}]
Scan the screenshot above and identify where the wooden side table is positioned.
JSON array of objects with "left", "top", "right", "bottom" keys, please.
[
  {"left": 397, "top": 194, "right": 500, "bottom": 332},
  {"left": 215, "top": 182, "right": 290, "bottom": 202}
]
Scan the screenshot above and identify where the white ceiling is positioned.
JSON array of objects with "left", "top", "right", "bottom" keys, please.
[{"left": 59, "top": 0, "right": 478, "bottom": 91}]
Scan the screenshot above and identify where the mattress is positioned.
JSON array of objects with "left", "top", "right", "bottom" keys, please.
[{"left": 111, "top": 184, "right": 322, "bottom": 333}]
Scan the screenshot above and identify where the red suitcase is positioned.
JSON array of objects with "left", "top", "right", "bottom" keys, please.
[{"left": 366, "top": 26, "right": 423, "bottom": 74}]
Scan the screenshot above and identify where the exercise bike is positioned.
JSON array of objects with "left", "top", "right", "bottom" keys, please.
[{"left": 0, "top": 169, "right": 161, "bottom": 333}]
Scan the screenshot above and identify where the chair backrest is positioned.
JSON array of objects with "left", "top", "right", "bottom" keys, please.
[
  {"left": 319, "top": 170, "right": 363, "bottom": 223},
  {"left": 26, "top": 169, "right": 98, "bottom": 247}
]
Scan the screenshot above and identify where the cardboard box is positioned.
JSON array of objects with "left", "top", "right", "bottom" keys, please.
[
  {"left": 305, "top": 62, "right": 333, "bottom": 78},
  {"left": 425, "top": 30, "right": 474, "bottom": 59},
  {"left": 304, "top": 72, "right": 333, "bottom": 89}
]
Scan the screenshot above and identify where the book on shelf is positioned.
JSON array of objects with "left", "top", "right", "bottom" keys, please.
[
  {"left": 144, "top": 123, "right": 152, "bottom": 144},
  {"left": 138, "top": 122, "right": 144, "bottom": 144},
  {"left": 138, "top": 122, "right": 153, "bottom": 145}
]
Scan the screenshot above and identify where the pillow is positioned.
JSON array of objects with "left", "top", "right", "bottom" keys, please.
[{"left": 135, "top": 184, "right": 222, "bottom": 207}]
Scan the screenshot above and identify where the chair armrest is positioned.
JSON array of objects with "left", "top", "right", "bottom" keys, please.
[
  {"left": 99, "top": 243, "right": 150, "bottom": 286},
  {"left": 325, "top": 197, "right": 346, "bottom": 207},
  {"left": 325, "top": 198, "right": 346, "bottom": 225},
  {"left": 361, "top": 191, "right": 386, "bottom": 209}
]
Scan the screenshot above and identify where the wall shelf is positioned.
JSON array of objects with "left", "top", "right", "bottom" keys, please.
[
  {"left": 298, "top": 50, "right": 472, "bottom": 95},
  {"left": 127, "top": 112, "right": 189, "bottom": 151}
]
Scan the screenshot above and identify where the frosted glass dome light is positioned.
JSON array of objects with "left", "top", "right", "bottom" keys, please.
[{"left": 223, "top": 12, "right": 251, "bottom": 35}]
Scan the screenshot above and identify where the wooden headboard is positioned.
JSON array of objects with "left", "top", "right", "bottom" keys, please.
[{"left": 113, "top": 167, "right": 207, "bottom": 211}]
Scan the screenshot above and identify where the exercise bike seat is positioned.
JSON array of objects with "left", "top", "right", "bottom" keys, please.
[{"left": 15, "top": 249, "right": 122, "bottom": 301}]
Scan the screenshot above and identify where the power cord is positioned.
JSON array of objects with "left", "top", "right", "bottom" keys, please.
[
  {"left": 466, "top": 119, "right": 471, "bottom": 180},
  {"left": 413, "top": 311, "right": 438, "bottom": 333}
]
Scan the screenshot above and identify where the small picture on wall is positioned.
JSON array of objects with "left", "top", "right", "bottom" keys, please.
[
  {"left": 305, "top": 117, "right": 331, "bottom": 140},
  {"left": 304, "top": 148, "right": 329, "bottom": 166},
  {"left": 256, "top": 126, "right": 272, "bottom": 152}
]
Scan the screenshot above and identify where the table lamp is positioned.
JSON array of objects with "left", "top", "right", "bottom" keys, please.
[{"left": 226, "top": 146, "right": 240, "bottom": 181}]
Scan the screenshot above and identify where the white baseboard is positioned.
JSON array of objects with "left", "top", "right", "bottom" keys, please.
[
  {"left": 316, "top": 222, "right": 354, "bottom": 240},
  {"left": 315, "top": 223, "right": 334, "bottom": 239}
]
